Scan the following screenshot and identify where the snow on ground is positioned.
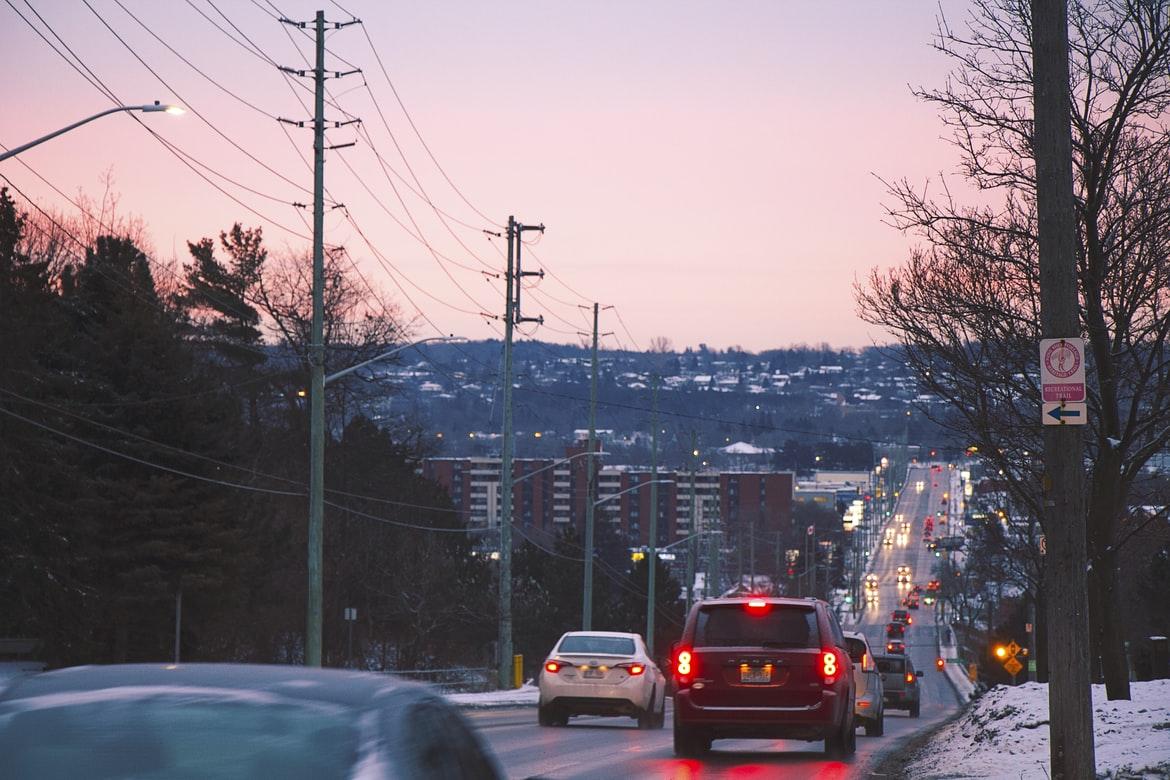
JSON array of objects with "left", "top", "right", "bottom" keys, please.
[
  {"left": 905, "top": 679, "right": 1170, "bottom": 779},
  {"left": 446, "top": 681, "right": 539, "bottom": 708}
]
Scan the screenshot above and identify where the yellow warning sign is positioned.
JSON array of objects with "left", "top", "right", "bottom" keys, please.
[
  {"left": 1005, "top": 640, "right": 1021, "bottom": 658},
  {"left": 1003, "top": 656, "right": 1023, "bottom": 676}
]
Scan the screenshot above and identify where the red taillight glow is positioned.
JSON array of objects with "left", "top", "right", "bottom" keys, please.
[
  {"left": 821, "top": 649, "right": 839, "bottom": 684},
  {"left": 545, "top": 660, "right": 562, "bottom": 673},
  {"left": 905, "top": 672, "right": 915, "bottom": 683},
  {"left": 675, "top": 648, "right": 694, "bottom": 684},
  {"left": 862, "top": 652, "right": 870, "bottom": 671},
  {"left": 745, "top": 598, "right": 770, "bottom": 614},
  {"left": 626, "top": 663, "right": 645, "bottom": 676}
]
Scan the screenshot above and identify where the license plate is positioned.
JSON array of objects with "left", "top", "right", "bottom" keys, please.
[
  {"left": 583, "top": 669, "right": 604, "bottom": 678},
  {"left": 740, "top": 666, "right": 771, "bottom": 684}
]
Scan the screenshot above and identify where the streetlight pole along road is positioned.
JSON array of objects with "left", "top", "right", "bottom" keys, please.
[
  {"left": 0, "top": 102, "right": 184, "bottom": 163},
  {"left": 306, "top": 335, "right": 462, "bottom": 667}
]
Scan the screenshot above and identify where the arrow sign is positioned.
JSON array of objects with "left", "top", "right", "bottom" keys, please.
[{"left": 1042, "top": 401, "right": 1087, "bottom": 426}]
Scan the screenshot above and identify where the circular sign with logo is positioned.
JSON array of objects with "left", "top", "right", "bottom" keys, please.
[{"left": 1043, "top": 340, "right": 1081, "bottom": 378}]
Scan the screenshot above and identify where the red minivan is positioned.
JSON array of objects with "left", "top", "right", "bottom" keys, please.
[{"left": 671, "top": 596, "right": 856, "bottom": 758}]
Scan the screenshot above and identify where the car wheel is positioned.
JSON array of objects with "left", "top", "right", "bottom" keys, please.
[
  {"left": 637, "top": 706, "right": 655, "bottom": 729},
  {"left": 910, "top": 702, "right": 921, "bottom": 718},
  {"left": 673, "top": 720, "right": 710, "bottom": 757},
  {"left": 864, "top": 715, "right": 880, "bottom": 737},
  {"left": 826, "top": 712, "right": 856, "bottom": 757},
  {"left": 537, "top": 703, "right": 554, "bottom": 727},
  {"left": 875, "top": 709, "right": 885, "bottom": 736}
]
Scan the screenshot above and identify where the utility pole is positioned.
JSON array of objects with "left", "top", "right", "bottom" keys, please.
[
  {"left": 1032, "top": 0, "right": 1095, "bottom": 775},
  {"left": 579, "top": 303, "right": 610, "bottom": 630},
  {"left": 685, "top": 432, "right": 698, "bottom": 612},
  {"left": 278, "top": 10, "right": 360, "bottom": 668},
  {"left": 646, "top": 376, "right": 660, "bottom": 656},
  {"left": 497, "top": 216, "right": 543, "bottom": 689}
]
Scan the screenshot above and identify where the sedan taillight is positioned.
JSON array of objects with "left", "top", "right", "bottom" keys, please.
[
  {"left": 617, "top": 662, "right": 645, "bottom": 676},
  {"left": 544, "top": 660, "right": 563, "bottom": 673}
]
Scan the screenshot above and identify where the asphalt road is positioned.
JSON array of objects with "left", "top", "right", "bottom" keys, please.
[{"left": 473, "top": 464, "right": 964, "bottom": 779}]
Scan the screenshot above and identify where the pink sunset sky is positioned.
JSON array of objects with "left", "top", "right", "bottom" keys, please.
[{"left": 1, "top": 1, "right": 972, "bottom": 352}]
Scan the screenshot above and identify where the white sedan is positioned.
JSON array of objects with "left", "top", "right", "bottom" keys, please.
[{"left": 538, "top": 631, "right": 666, "bottom": 729}]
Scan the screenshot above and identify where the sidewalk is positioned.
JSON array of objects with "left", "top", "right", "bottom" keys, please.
[
  {"left": 447, "top": 681, "right": 540, "bottom": 709},
  {"left": 938, "top": 623, "right": 976, "bottom": 701}
]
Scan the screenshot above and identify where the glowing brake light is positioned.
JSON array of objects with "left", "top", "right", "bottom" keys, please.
[
  {"left": 674, "top": 647, "right": 694, "bottom": 686},
  {"left": 745, "top": 598, "right": 770, "bottom": 614},
  {"left": 618, "top": 662, "right": 645, "bottom": 676},
  {"left": 862, "top": 652, "right": 870, "bottom": 672},
  {"left": 905, "top": 672, "right": 915, "bottom": 684},
  {"left": 544, "top": 660, "right": 562, "bottom": 673},
  {"left": 821, "top": 649, "right": 840, "bottom": 684}
]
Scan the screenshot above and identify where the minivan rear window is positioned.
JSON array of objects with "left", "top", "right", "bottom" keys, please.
[
  {"left": 876, "top": 657, "right": 904, "bottom": 674},
  {"left": 694, "top": 604, "right": 819, "bottom": 648}
]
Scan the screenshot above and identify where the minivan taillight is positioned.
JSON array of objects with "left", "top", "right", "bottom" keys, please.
[
  {"left": 674, "top": 647, "right": 695, "bottom": 686},
  {"left": 821, "top": 649, "right": 841, "bottom": 685}
]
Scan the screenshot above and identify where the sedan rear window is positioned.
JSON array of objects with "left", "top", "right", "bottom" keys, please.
[
  {"left": 557, "top": 635, "right": 636, "bottom": 655},
  {"left": 694, "top": 605, "right": 819, "bottom": 648}
]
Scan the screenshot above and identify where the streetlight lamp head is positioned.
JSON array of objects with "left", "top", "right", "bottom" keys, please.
[{"left": 141, "top": 101, "right": 185, "bottom": 115}]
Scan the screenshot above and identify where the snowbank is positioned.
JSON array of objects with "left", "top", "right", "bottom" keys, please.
[
  {"left": 905, "top": 679, "right": 1170, "bottom": 778},
  {"left": 446, "top": 681, "right": 539, "bottom": 708}
]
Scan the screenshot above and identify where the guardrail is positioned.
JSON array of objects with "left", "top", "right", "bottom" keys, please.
[{"left": 383, "top": 666, "right": 493, "bottom": 693}]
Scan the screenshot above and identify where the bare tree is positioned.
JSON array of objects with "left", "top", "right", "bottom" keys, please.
[
  {"left": 856, "top": 0, "right": 1170, "bottom": 699},
  {"left": 648, "top": 336, "right": 673, "bottom": 354}
]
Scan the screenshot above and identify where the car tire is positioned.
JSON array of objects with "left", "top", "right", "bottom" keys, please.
[
  {"left": 637, "top": 706, "right": 655, "bottom": 729},
  {"left": 673, "top": 720, "right": 710, "bottom": 757},
  {"left": 826, "top": 710, "right": 857, "bottom": 757},
  {"left": 537, "top": 703, "right": 555, "bottom": 727},
  {"left": 910, "top": 702, "right": 921, "bottom": 718}
]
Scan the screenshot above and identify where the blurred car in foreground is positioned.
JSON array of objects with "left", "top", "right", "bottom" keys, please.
[
  {"left": 539, "top": 631, "right": 666, "bottom": 728},
  {"left": 0, "top": 663, "right": 501, "bottom": 779}
]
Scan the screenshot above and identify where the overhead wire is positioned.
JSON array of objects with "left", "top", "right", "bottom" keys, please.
[{"left": 11, "top": 0, "right": 313, "bottom": 240}]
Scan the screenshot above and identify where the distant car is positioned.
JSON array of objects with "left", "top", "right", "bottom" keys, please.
[
  {"left": 927, "top": 579, "right": 942, "bottom": 592},
  {"left": 0, "top": 663, "right": 502, "bottom": 778},
  {"left": 882, "top": 536, "right": 893, "bottom": 547},
  {"left": 891, "top": 609, "right": 912, "bottom": 626},
  {"left": 905, "top": 593, "right": 920, "bottom": 610},
  {"left": 865, "top": 574, "right": 879, "bottom": 591},
  {"left": 672, "top": 596, "right": 857, "bottom": 758},
  {"left": 896, "top": 565, "right": 912, "bottom": 584},
  {"left": 843, "top": 631, "right": 884, "bottom": 737},
  {"left": 876, "top": 654, "right": 921, "bottom": 717},
  {"left": 539, "top": 631, "right": 666, "bottom": 729},
  {"left": 885, "top": 622, "right": 905, "bottom": 639},
  {"left": 885, "top": 639, "right": 906, "bottom": 654}
]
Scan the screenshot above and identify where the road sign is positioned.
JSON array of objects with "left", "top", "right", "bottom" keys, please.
[
  {"left": 1004, "top": 656, "right": 1023, "bottom": 676},
  {"left": 1040, "top": 338, "right": 1086, "bottom": 402},
  {"left": 1005, "top": 640, "right": 1021, "bottom": 658},
  {"left": 1043, "top": 401, "right": 1087, "bottom": 425}
]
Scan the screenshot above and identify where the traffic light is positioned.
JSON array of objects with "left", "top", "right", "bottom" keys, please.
[{"left": 936, "top": 657, "right": 945, "bottom": 671}]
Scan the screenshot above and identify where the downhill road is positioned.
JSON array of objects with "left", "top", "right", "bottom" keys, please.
[{"left": 474, "top": 463, "right": 964, "bottom": 779}]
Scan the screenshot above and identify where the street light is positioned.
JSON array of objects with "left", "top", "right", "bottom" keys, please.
[
  {"left": 306, "top": 335, "right": 462, "bottom": 667},
  {"left": 585, "top": 477, "right": 678, "bottom": 636},
  {"left": 584, "top": 478, "right": 674, "bottom": 649},
  {"left": 0, "top": 101, "right": 184, "bottom": 162}
]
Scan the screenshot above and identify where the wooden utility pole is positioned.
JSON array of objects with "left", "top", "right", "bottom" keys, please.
[
  {"left": 497, "top": 216, "right": 543, "bottom": 688},
  {"left": 1031, "top": 0, "right": 1096, "bottom": 775}
]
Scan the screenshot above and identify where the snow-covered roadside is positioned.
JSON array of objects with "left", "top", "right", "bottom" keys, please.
[
  {"left": 446, "top": 681, "right": 539, "bottom": 708},
  {"left": 904, "top": 679, "right": 1170, "bottom": 778}
]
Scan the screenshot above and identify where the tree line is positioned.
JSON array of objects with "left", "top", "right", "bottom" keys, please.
[{"left": 0, "top": 189, "right": 680, "bottom": 673}]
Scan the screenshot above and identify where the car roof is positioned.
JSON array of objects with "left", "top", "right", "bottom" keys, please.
[
  {"left": 842, "top": 631, "right": 870, "bottom": 645},
  {"left": 0, "top": 663, "right": 435, "bottom": 709},
  {"left": 697, "top": 596, "right": 821, "bottom": 608},
  {"left": 559, "top": 631, "right": 642, "bottom": 639}
]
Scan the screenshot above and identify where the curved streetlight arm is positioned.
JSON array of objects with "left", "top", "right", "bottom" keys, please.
[
  {"left": 325, "top": 335, "right": 463, "bottom": 385},
  {"left": 513, "top": 449, "right": 609, "bottom": 486},
  {"left": 593, "top": 478, "right": 674, "bottom": 507},
  {"left": 0, "top": 102, "right": 183, "bottom": 163},
  {"left": 656, "top": 528, "right": 723, "bottom": 552}
]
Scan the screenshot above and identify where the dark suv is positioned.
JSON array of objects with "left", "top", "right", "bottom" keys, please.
[{"left": 671, "top": 597, "right": 856, "bottom": 758}]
